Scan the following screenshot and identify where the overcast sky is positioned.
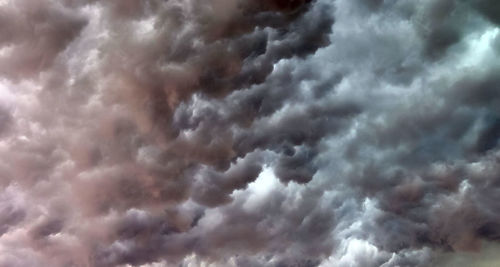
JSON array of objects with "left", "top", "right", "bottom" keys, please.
[{"left": 1, "top": 0, "right": 500, "bottom": 266}]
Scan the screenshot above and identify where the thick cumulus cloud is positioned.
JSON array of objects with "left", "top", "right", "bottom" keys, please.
[{"left": 1, "top": 0, "right": 500, "bottom": 266}]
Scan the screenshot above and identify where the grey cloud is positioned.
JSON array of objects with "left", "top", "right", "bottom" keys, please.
[
  {"left": 1, "top": 0, "right": 500, "bottom": 266},
  {"left": 0, "top": 190, "right": 25, "bottom": 236},
  {"left": 191, "top": 152, "right": 264, "bottom": 206}
]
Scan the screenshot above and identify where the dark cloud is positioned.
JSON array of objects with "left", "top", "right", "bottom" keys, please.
[
  {"left": 469, "top": 0, "right": 500, "bottom": 25},
  {"left": 1, "top": 0, "right": 500, "bottom": 266}
]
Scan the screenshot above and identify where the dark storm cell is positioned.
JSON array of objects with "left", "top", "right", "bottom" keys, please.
[
  {"left": 477, "top": 222, "right": 500, "bottom": 240},
  {"left": 475, "top": 118, "right": 500, "bottom": 153},
  {"left": 424, "top": 27, "right": 461, "bottom": 59},
  {"left": 472, "top": 0, "right": 500, "bottom": 26}
]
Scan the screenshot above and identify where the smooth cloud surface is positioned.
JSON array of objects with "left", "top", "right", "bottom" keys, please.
[{"left": 1, "top": 0, "right": 500, "bottom": 266}]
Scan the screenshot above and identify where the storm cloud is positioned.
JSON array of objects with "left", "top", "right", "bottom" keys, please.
[{"left": 1, "top": 0, "right": 500, "bottom": 266}]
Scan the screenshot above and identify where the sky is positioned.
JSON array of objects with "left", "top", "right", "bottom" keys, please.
[{"left": 0, "top": 0, "right": 500, "bottom": 266}]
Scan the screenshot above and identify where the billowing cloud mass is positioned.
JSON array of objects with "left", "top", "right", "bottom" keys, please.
[{"left": 1, "top": 0, "right": 500, "bottom": 266}]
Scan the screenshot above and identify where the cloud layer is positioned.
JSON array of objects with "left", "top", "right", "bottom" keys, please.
[{"left": 1, "top": 0, "right": 500, "bottom": 266}]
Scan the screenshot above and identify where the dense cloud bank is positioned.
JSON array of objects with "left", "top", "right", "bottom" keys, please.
[{"left": 0, "top": 0, "right": 500, "bottom": 266}]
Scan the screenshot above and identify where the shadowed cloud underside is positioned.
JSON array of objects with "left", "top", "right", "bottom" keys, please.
[{"left": 1, "top": 0, "right": 500, "bottom": 266}]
